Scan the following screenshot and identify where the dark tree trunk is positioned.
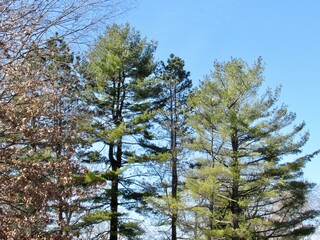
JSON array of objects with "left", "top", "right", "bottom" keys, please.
[
  {"left": 171, "top": 125, "right": 178, "bottom": 240},
  {"left": 109, "top": 141, "right": 118, "bottom": 240},
  {"left": 110, "top": 174, "right": 119, "bottom": 240},
  {"left": 172, "top": 152, "right": 177, "bottom": 240},
  {"left": 171, "top": 83, "right": 178, "bottom": 240},
  {"left": 109, "top": 74, "right": 125, "bottom": 240},
  {"left": 231, "top": 131, "right": 241, "bottom": 240}
]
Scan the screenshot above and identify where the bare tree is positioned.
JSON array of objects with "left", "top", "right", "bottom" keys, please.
[{"left": 1, "top": 0, "right": 132, "bottom": 63}]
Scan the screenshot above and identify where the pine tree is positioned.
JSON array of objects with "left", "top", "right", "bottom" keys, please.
[
  {"left": 183, "top": 58, "right": 319, "bottom": 239},
  {"left": 83, "top": 23, "right": 160, "bottom": 240},
  {"left": 148, "top": 54, "right": 192, "bottom": 239}
]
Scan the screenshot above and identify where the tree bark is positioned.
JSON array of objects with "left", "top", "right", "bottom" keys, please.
[
  {"left": 109, "top": 74, "right": 125, "bottom": 240},
  {"left": 231, "top": 131, "right": 241, "bottom": 240},
  {"left": 171, "top": 83, "right": 178, "bottom": 240},
  {"left": 110, "top": 173, "right": 119, "bottom": 240},
  {"left": 109, "top": 141, "right": 118, "bottom": 240}
]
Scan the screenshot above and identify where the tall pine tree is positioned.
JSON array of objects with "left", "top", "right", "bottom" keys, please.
[
  {"left": 83, "top": 23, "right": 160, "bottom": 240},
  {"left": 183, "top": 58, "right": 319, "bottom": 239},
  {"left": 148, "top": 54, "right": 192, "bottom": 239}
]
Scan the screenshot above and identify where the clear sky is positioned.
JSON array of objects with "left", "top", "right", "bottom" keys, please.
[{"left": 114, "top": 0, "right": 320, "bottom": 184}]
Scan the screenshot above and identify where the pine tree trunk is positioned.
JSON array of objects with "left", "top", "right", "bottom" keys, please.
[
  {"left": 109, "top": 73, "right": 124, "bottom": 240},
  {"left": 171, "top": 84, "right": 178, "bottom": 240},
  {"left": 109, "top": 141, "right": 119, "bottom": 240},
  {"left": 172, "top": 153, "right": 177, "bottom": 240},
  {"left": 110, "top": 174, "right": 119, "bottom": 240},
  {"left": 231, "top": 182, "right": 240, "bottom": 240},
  {"left": 171, "top": 126, "right": 177, "bottom": 240},
  {"left": 231, "top": 132, "right": 241, "bottom": 240}
]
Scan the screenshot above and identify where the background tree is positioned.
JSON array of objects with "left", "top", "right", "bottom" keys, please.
[
  {"left": 83, "top": 23, "right": 160, "bottom": 240},
  {"left": 147, "top": 54, "right": 192, "bottom": 239},
  {"left": 29, "top": 35, "right": 107, "bottom": 238},
  {"left": 183, "top": 58, "right": 319, "bottom": 239}
]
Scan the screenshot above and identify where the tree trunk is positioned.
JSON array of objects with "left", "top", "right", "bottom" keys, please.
[
  {"left": 171, "top": 83, "right": 178, "bottom": 240},
  {"left": 110, "top": 173, "right": 119, "bottom": 240},
  {"left": 109, "top": 73, "right": 124, "bottom": 240},
  {"left": 172, "top": 154, "right": 177, "bottom": 240},
  {"left": 231, "top": 132, "right": 241, "bottom": 240},
  {"left": 171, "top": 127, "right": 177, "bottom": 240},
  {"left": 109, "top": 141, "right": 119, "bottom": 240}
]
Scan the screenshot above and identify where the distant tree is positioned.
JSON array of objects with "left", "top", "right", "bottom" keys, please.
[
  {"left": 83, "top": 23, "right": 160, "bottom": 240},
  {"left": 183, "top": 58, "right": 319, "bottom": 239}
]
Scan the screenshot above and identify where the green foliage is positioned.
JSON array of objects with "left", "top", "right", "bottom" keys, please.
[
  {"left": 84, "top": 171, "right": 106, "bottom": 185},
  {"left": 82, "top": 211, "right": 111, "bottom": 224},
  {"left": 106, "top": 123, "right": 127, "bottom": 142},
  {"left": 7, "top": 17, "right": 316, "bottom": 239},
  {"left": 183, "top": 57, "right": 319, "bottom": 239},
  {"left": 81, "top": 23, "right": 163, "bottom": 239},
  {"left": 142, "top": 54, "right": 193, "bottom": 239},
  {"left": 119, "top": 222, "right": 145, "bottom": 240}
]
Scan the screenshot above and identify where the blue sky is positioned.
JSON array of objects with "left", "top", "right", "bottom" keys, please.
[{"left": 115, "top": 0, "right": 320, "bottom": 184}]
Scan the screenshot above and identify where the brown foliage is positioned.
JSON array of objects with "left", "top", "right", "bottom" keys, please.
[{"left": 0, "top": 0, "right": 126, "bottom": 238}]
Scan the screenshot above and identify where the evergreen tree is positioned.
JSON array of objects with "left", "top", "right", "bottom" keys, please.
[
  {"left": 148, "top": 54, "right": 192, "bottom": 239},
  {"left": 183, "top": 58, "right": 319, "bottom": 239},
  {"left": 83, "top": 23, "right": 160, "bottom": 240}
]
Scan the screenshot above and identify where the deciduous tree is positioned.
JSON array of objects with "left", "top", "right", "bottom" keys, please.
[
  {"left": 0, "top": 35, "right": 84, "bottom": 239},
  {"left": 0, "top": 1, "right": 129, "bottom": 238}
]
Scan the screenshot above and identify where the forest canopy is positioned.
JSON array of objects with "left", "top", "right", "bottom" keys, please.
[{"left": 0, "top": 1, "right": 319, "bottom": 239}]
